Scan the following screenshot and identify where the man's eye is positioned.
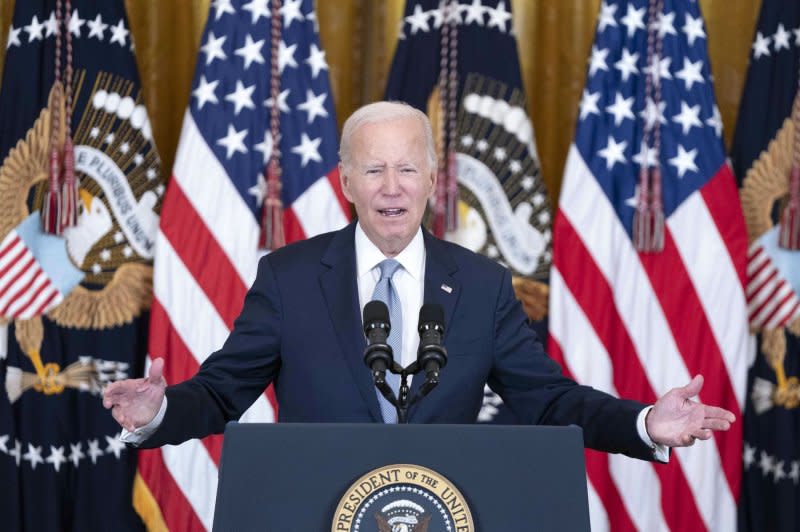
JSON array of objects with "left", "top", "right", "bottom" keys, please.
[{"left": 400, "top": 167, "right": 416, "bottom": 174}]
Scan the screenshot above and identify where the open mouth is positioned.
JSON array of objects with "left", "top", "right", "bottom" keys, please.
[{"left": 378, "top": 208, "right": 406, "bottom": 217}]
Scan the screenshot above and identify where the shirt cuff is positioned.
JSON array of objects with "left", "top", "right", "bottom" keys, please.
[
  {"left": 119, "top": 396, "right": 168, "bottom": 446},
  {"left": 637, "top": 406, "right": 670, "bottom": 463}
]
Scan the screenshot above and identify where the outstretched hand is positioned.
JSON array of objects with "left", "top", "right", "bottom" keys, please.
[
  {"left": 102, "top": 357, "right": 167, "bottom": 432},
  {"left": 646, "top": 375, "right": 735, "bottom": 448}
]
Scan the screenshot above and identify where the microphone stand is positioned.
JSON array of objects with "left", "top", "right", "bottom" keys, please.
[{"left": 377, "top": 361, "right": 439, "bottom": 424}]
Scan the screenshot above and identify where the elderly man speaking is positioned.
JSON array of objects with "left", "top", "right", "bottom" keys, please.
[{"left": 104, "top": 101, "right": 734, "bottom": 459}]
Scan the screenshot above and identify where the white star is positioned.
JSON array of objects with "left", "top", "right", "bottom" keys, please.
[
  {"left": 672, "top": 101, "right": 702, "bottom": 135},
  {"left": 406, "top": 4, "right": 430, "bottom": 35},
  {"left": 476, "top": 139, "right": 489, "bottom": 152},
  {"left": 281, "top": 0, "right": 305, "bottom": 28},
  {"left": 0, "top": 434, "right": 8, "bottom": 453},
  {"left": 706, "top": 104, "right": 722, "bottom": 137},
  {"left": 306, "top": 9, "right": 320, "bottom": 33},
  {"left": 643, "top": 55, "right": 672, "bottom": 83},
  {"left": 235, "top": 34, "right": 265, "bottom": 70},
  {"left": 193, "top": 75, "right": 219, "bottom": 110},
  {"left": 264, "top": 88, "right": 291, "bottom": 113},
  {"left": 225, "top": 80, "right": 256, "bottom": 115},
  {"left": 588, "top": 45, "right": 609, "bottom": 77},
  {"left": 461, "top": 135, "right": 474, "bottom": 147},
  {"left": 105, "top": 434, "right": 125, "bottom": 459},
  {"left": 509, "top": 160, "right": 522, "bottom": 173},
  {"left": 217, "top": 125, "right": 248, "bottom": 159},
  {"left": 201, "top": 32, "right": 227, "bottom": 66},
  {"left": 212, "top": 0, "right": 236, "bottom": 21},
  {"left": 146, "top": 168, "right": 157, "bottom": 181},
  {"left": 242, "top": 0, "right": 269, "bottom": 24},
  {"left": 487, "top": 1, "right": 512, "bottom": 32},
  {"left": 68, "top": 9, "right": 85, "bottom": 37},
  {"left": 773, "top": 460, "right": 787, "bottom": 483},
  {"left": 790, "top": 461, "right": 800, "bottom": 484},
  {"left": 668, "top": 144, "right": 698, "bottom": 178},
  {"left": 291, "top": 133, "right": 322, "bottom": 167},
  {"left": 254, "top": 130, "right": 275, "bottom": 164},
  {"left": 621, "top": 4, "right": 646, "bottom": 37},
  {"left": 605, "top": 92, "right": 635, "bottom": 126},
  {"left": 91, "top": 263, "right": 102, "bottom": 274},
  {"left": 23, "top": 443, "right": 44, "bottom": 469},
  {"left": 44, "top": 12, "right": 58, "bottom": 37},
  {"left": 614, "top": 48, "right": 639, "bottom": 82},
  {"left": 6, "top": 26, "right": 21, "bottom": 49},
  {"left": 155, "top": 184, "right": 165, "bottom": 196},
  {"left": 248, "top": 173, "right": 268, "bottom": 206},
  {"left": 743, "top": 443, "right": 756, "bottom": 470},
  {"left": 494, "top": 147, "right": 507, "bottom": 161},
  {"left": 443, "top": 2, "right": 463, "bottom": 25},
  {"left": 87, "top": 14, "right": 108, "bottom": 40},
  {"left": 87, "top": 439, "right": 103, "bottom": 464},
  {"left": 69, "top": 442, "right": 86, "bottom": 467},
  {"left": 278, "top": 40, "right": 298, "bottom": 72},
  {"left": 45, "top": 445, "right": 66, "bottom": 472},
  {"left": 297, "top": 89, "right": 329, "bottom": 124},
  {"left": 598, "top": 1, "right": 618, "bottom": 32},
  {"left": 119, "top": 142, "right": 130, "bottom": 154},
  {"left": 538, "top": 211, "right": 550, "bottom": 225},
  {"left": 100, "top": 249, "right": 111, "bottom": 261},
  {"left": 773, "top": 23, "right": 791, "bottom": 52},
  {"left": 9, "top": 439, "right": 21, "bottom": 466},
  {"left": 25, "top": 15, "right": 45, "bottom": 42},
  {"left": 625, "top": 185, "right": 640, "bottom": 208},
  {"left": 598, "top": 135, "right": 628, "bottom": 170},
  {"left": 305, "top": 43, "right": 328, "bottom": 79},
  {"left": 682, "top": 14, "right": 706, "bottom": 46},
  {"left": 463, "top": 0, "right": 485, "bottom": 26},
  {"left": 653, "top": 11, "right": 677, "bottom": 39},
  {"left": 89, "top": 127, "right": 100, "bottom": 139},
  {"left": 113, "top": 231, "right": 124, "bottom": 243},
  {"left": 640, "top": 97, "right": 667, "bottom": 129},
  {"left": 109, "top": 19, "right": 129, "bottom": 47},
  {"left": 675, "top": 57, "right": 704, "bottom": 90},
  {"left": 105, "top": 133, "right": 115, "bottom": 144},
  {"left": 752, "top": 32, "right": 771, "bottom": 59},
  {"left": 632, "top": 141, "right": 658, "bottom": 169}
]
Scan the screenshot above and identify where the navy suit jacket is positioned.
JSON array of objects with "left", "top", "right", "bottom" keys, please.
[{"left": 144, "top": 222, "right": 654, "bottom": 460}]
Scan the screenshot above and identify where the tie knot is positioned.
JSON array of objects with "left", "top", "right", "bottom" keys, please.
[{"left": 378, "top": 259, "right": 402, "bottom": 280}]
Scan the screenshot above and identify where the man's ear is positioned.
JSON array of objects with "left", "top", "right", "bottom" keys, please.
[
  {"left": 427, "top": 168, "right": 437, "bottom": 199},
  {"left": 339, "top": 162, "right": 353, "bottom": 203}
]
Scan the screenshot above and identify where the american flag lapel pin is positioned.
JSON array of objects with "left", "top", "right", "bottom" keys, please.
[{"left": 440, "top": 283, "right": 452, "bottom": 294}]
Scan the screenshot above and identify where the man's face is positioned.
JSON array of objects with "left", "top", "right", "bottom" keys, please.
[{"left": 340, "top": 117, "right": 436, "bottom": 257}]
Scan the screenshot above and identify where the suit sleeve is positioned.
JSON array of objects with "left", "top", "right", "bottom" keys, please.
[
  {"left": 140, "top": 255, "right": 283, "bottom": 448},
  {"left": 488, "top": 269, "right": 656, "bottom": 461}
]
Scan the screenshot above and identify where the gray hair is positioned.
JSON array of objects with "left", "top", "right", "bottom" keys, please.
[{"left": 339, "top": 101, "right": 437, "bottom": 170}]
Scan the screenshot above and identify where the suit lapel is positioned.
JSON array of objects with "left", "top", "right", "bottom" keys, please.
[
  {"left": 319, "top": 223, "right": 383, "bottom": 422},
  {"left": 409, "top": 231, "right": 461, "bottom": 409}
]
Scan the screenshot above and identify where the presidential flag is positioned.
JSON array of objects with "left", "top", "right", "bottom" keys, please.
[
  {"left": 732, "top": 2, "right": 800, "bottom": 530},
  {"left": 385, "top": 0, "right": 552, "bottom": 424},
  {"left": 134, "top": 1, "right": 349, "bottom": 529},
  {"left": 0, "top": 0, "right": 163, "bottom": 530},
  {"left": 549, "top": 1, "right": 751, "bottom": 530}
]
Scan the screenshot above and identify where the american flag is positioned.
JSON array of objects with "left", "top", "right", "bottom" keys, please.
[
  {"left": 549, "top": 1, "right": 751, "bottom": 531},
  {"left": 135, "top": 0, "right": 349, "bottom": 529}
]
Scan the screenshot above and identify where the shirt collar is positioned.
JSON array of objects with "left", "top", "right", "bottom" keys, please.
[{"left": 354, "top": 222, "right": 425, "bottom": 281}]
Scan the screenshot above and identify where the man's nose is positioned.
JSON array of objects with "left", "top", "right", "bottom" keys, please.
[{"left": 381, "top": 168, "right": 401, "bottom": 194}]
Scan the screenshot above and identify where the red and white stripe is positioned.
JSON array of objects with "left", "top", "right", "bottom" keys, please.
[
  {"left": 746, "top": 242, "right": 800, "bottom": 329},
  {"left": 549, "top": 146, "right": 751, "bottom": 531},
  {"left": 137, "top": 113, "right": 349, "bottom": 531},
  {"left": 0, "top": 231, "right": 63, "bottom": 320}
]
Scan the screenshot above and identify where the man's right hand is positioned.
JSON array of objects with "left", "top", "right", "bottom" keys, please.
[{"left": 102, "top": 357, "right": 167, "bottom": 432}]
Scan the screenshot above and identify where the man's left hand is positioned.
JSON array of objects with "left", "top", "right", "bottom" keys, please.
[{"left": 646, "top": 375, "right": 735, "bottom": 447}]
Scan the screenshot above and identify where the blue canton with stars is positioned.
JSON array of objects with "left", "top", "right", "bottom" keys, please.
[
  {"left": 576, "top": 0, "right": 725, "bottom": 234},
  {"left": 191, "top": 0, "right": 337, "bottom": 221}
]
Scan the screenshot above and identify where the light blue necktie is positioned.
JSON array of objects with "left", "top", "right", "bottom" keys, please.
[{"left": 371, "top": 259, "right": 403, "bottom": 423}]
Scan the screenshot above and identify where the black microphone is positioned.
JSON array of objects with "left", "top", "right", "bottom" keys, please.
[
  {"left": 363, "top": 300, "right": 394, "bottom": 384},
  {"left": 417, "top": 304, "right": 447, "bottom": 384}
]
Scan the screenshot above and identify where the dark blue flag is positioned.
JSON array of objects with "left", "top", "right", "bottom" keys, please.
[
  {"left": 0, "top": 1, "right": 163, "bottom": 529},
  {"left": 732, "top": 1, "right": 800, "bottom": 531},
  {"left": 385, "top": 0, "right": 552, "bottom": 424}
]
